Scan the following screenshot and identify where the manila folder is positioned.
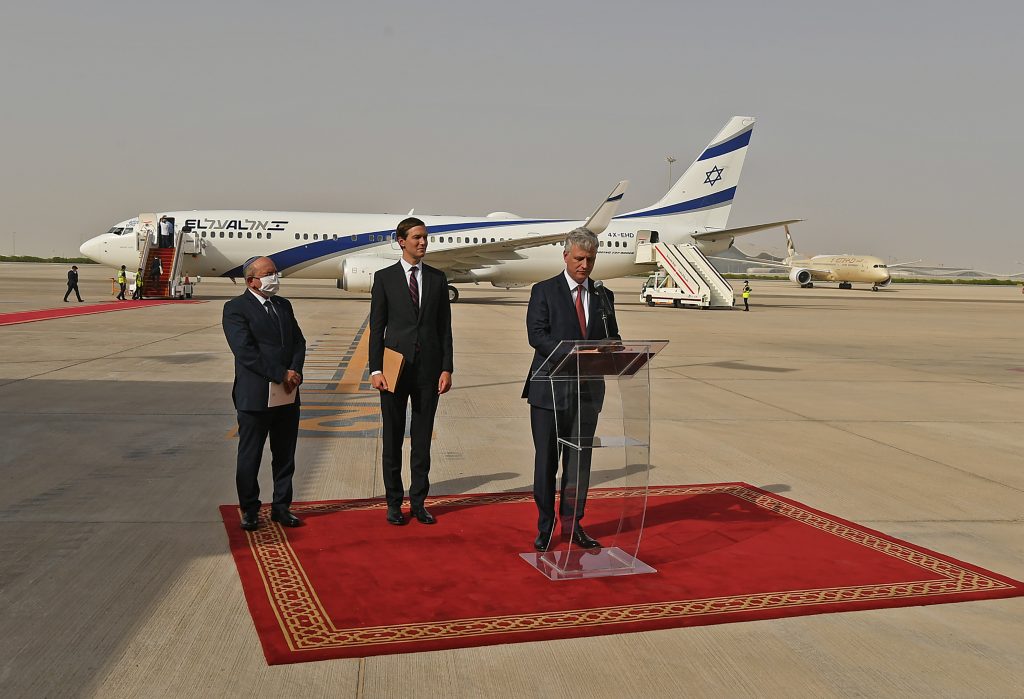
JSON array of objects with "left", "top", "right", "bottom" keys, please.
[
  {"left": 382, "top": 347, "right": 405, "bottom": 393},
  {"left": 268, "top": 381, "right": 297, "bottom": 408}
]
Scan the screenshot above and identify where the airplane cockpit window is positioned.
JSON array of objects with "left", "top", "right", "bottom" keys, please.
[{"left": 106, "top": 227, "right": 125, "bottom": 236}]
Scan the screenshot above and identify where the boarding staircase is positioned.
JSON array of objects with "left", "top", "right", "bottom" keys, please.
[
  {"left": 140, "top": 247, "right": 175, "bottom": 297},
  {"left": 635, "top": 241, "right": 735, "bottom": 309},
  {"left": 134, "top": 214, "right": 203, "bottom": 298}
]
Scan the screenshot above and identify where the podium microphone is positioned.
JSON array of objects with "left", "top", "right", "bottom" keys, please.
[{"left": 592, "top": 280, "right": 613, "bottom": 339}]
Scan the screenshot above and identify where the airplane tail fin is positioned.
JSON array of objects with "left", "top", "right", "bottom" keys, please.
[
  {"left": 784, "top": 224, "right": 797, "bottom": 262},
  {"left": 617, "top": 116, "right": 755, "bottom": 231}
]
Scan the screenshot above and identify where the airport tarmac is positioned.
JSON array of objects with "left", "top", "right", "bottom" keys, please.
[{"left": 1, "top": 262, "right": 1022, "bottom": 698}]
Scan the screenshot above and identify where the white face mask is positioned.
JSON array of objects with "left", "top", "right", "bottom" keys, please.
[{"left": 258, "top": 272, "right": 280, "bottom": 296}]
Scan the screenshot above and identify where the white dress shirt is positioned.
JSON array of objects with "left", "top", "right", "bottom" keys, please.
[{"left": 401, "top": 258, "right": 423, "bottom": 309}]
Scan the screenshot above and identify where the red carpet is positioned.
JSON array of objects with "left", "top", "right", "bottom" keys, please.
[
  {"left": 0, "top": 300, "right": 202, "bottom": 326},
  {"left": 219, "top": 484, "right": 1024, "bottom": 664}
]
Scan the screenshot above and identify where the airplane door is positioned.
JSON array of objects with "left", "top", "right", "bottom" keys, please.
[
  {"left": 637, "top": 230, "right": 659, "bottom": 244},
  {"left": 137, "top": 213, "right": 157, "bottom": 251}
]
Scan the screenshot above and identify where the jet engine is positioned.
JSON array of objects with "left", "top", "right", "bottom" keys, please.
[
  {"left": 790, "top": 268, "right": 812, "bottom": 286},
  {"left": 338, "top": 256, "right": 394, "bottom": 292},
  {"left": 876, "top": 277, "right": 893, "bottom": 289}
]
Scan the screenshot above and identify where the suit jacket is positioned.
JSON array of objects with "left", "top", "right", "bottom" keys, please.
[
  {"left": 522, "top": 274, "right": 620, "bottom": 409},
  {"left": 67, "top": 269, "right": 78, "bottom": 285},
  {"left": 368, "top": 261, "right": 454, "bottom": 380},
  {"left": 222, "top": 291, "right": 306, "bottom": 411}
]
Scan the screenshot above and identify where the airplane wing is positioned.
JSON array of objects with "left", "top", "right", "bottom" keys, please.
[
  {"left": 424, "top": 181, "right": 629, "bottom": 275},
  {"left": 690, "top": 219, "right": 803, "bottom": 242},
  {"left": 706, "top": 255, "right": 832, "bottom": 275},
  {"left": 887, "top": 259, "right": 922, "bottom": 268}
]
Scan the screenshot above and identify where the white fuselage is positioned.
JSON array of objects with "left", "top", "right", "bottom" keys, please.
[{"left": 81, "top": 210, "right": 717, "bottom": 285}]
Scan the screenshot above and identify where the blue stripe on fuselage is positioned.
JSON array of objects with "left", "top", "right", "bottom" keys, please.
[
  {"left": 697, "top": 129, "right": 752, "bottom": 161},
  {"left": 614, "top": 187, "right": 736, "bottom": 220},
  {"left": 223, "top": 217, "right": 567, "bottom": 277}
]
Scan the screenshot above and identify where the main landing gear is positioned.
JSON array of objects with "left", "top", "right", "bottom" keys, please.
[
  {"left": 447, "top": 285, "right": 459, "bottom": 303},
  {"left": 839, "top": 282, "right": 853, "bottom": 290}
]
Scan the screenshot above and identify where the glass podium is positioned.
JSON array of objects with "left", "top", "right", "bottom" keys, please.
[{"left": 520, "top": 339, "right": 669, "bottom": 581}]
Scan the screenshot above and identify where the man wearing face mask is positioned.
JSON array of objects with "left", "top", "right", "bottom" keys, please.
[{"left": 222, "top": 256, "right": 306, "bottom": 531}]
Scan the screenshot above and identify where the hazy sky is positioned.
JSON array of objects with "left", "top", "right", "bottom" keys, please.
[{"left": 1, "top": 1, "right": 1020, "bottom": 271}]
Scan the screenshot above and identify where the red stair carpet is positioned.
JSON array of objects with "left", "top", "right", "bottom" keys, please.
[
  {"left": 0, "top": 299, "right": 202, "bottom": 326},
  {"left": 219, "top": 483, "right": 1024, "bottom": 665}
]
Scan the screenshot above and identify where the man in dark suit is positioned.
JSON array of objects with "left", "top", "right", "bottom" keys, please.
[
  {"left": 63, "top": 265, "right": 83, "bottom": 302},
  {"left": 369, "top": 217, "right": 454, "bottom": 526},
  {"left": 222, "top": 256, "right": 306, "bottom": 531},
  {"left": 523, "top": 228, "right": 620, "bottom": 552}
]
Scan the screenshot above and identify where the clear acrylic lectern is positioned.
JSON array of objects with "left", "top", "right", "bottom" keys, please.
[{"left": 520, "top": 339, "right": 669, "bottom": 581}]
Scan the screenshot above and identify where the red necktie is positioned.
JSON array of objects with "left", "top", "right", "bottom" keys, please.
[
  {"left": 575, "top": 284, "right": 587, "bottom": 339},
  {"left": 409, "top": 266, "right": 419, "bottom": 312}
]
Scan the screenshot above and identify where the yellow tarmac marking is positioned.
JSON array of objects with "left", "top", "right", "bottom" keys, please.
[{"left": 304, "top": 331, "right": 370, "bottom": 395}]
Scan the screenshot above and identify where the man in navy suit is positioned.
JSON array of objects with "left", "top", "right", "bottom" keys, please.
[
  {"left": 369, "top": 217, "right": 454, "bottom": 526},
  {"left": 523, "top": 228, "right": 620, "bottom": 552},
  {"left": 63, "top": 265, "right": 83, "bottom": 302},
  {"left": 222, "top": 256, "right": 306, "bottom": 531}
]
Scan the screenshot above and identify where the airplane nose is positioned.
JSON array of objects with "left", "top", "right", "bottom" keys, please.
[{"left": 80, "top": 237, "right": 100, "bottom": 260}]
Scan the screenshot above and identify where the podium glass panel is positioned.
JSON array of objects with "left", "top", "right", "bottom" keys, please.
[{"left": 521, "top": 340, "right": 668, "bottom": 581}]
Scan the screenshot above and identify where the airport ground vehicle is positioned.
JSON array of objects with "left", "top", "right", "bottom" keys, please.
[{"left": 636, "top": 242, "right": 734, "bottom": 309}]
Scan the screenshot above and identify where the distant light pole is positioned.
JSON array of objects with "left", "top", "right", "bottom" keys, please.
[{"left": 666, "top": 156, "right": 676, "bottom": 190}]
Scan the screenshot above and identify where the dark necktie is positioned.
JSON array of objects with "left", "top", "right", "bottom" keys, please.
[
  {"left": 409, "top": 266, "right": 419, "bottom": 312},
  {"left": 575, "top": 284, "right": 587, "bottom": 339},
  {"left": 265, "top": 299, "right": 283, "bottom": 341}
]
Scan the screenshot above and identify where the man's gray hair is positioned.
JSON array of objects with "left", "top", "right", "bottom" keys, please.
[{"left": 563, "top": 227, "right": 598, "bottom": 254}]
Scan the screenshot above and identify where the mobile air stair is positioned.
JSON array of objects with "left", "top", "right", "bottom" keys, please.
[
  {"left": 635, "top": 240, "right": 735, "bottom": 309},
  {"left": 133, "top": 213, "right": 203, "bottom": 299}
]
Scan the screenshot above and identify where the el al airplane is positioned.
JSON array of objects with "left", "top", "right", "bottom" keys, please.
[
  {"left": 80, "top": 116, "right": 798, "bottom": 301},
  {"left": 721, "top": 226, "right": 918, "bottom": 291}
]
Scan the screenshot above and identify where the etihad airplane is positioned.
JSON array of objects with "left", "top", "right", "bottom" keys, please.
[
  {"left": 80, "top": 116, "right": 798, "bottom": 301},
  {"left": 724, "top": 226, "right": 915, "bottom": 291}
]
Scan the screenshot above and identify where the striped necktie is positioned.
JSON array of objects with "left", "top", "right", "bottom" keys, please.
[{"left": 409, "top": 266, "right": 419, "bottom": 312}]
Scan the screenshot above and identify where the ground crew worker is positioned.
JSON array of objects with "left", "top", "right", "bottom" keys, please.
[
  {"left": 116, "top": 265, "right": 128, "bottom": 300},
  {"left": 742, "top": 281, "right": 751, "bottom": 311},
  {"left": 133, "top": 269, "right": 144, "bottom": 300}
]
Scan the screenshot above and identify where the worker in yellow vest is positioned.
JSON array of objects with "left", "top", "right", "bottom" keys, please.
[
  {"left": 742, "top": 281, "right": 751, "bottom": 311},
  {"left": 116, "top": 265, "right": 128, "bottom": 300},
  {"left": 133, "top": 269, "right": 144, "bottom": 300}
]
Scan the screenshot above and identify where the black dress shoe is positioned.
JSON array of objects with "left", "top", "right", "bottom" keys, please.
[
  {"left": 386, "top": 506, "right": 407, "bottom": 526},
  {"left": 534, "top": 530, "right": 552, "bottom": 552},
  {"left": 570, "top": 527, "right": 601, "bottom": 549},
  {"left": 270, "top": 509, "right": 302, "bottom": 527},
  {"left": 240, "top": 511, "right": 260, "bottom": 531},
  {"left": 411, "top": 506, "right": 436, "bottom": 524}
]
